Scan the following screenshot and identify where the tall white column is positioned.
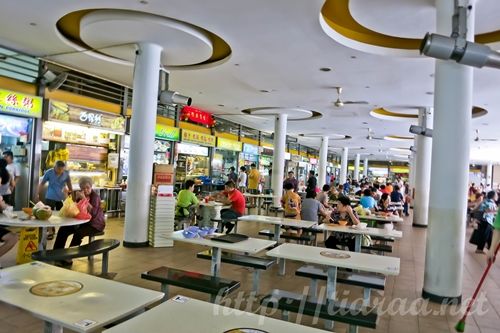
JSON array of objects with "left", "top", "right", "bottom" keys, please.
[
  {"left": 408, "top": 151, "right": 416, "bottom": 199},
  {"left": 123, "top": 43, "right": 162, "bottom": 246},
  {"left": 272, "top": 114, "right": 288, "bottom": 206},
  {"left": 423, "top": 0, "right": 475, "bottom": 303},
  {"left": 363, "top": 157, "right": 369, "bottom": 178},
  {"left": 340, "top": 147, "right": 349, "bottom": 185},
  {"left": 318, "top": 136, "right": 329, "bottom": 188},
  {"left": 486, "top": 162, "right": 493, "bottom": 188},
  {"left": 353, "top": 154, "right": 360, "bottom": 181},
  {"left": 413, "top": 107, "right": 433, "bottom": 227}
]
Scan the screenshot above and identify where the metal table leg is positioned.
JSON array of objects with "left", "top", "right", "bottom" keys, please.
[
  {"left": 44, "top": 321, "right": 63, "bottom": 333},
  {"left": 257, "top": 197, "right": 262, "bottom": 215},
  {"left": 211, "top": 247, "right": 222, "bottom": 277},
  {"left": 325, "top": 266, "right": 338, "bottom": 330},
  {"left": 39, "top": 227, "right": 47, "bottom": 250},
  {"left": 278, "top": 258, "right": 286, "bottom": 276},
  {"left": 354, "top": 235, "right": 362, "bottom": 252},
  {"left": 273, "top": 224, "right": 281, "bottom": 243}
]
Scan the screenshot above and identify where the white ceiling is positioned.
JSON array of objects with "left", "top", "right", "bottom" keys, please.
[{"left": 0, "top": 0, "right": 499, "bottom": 162}]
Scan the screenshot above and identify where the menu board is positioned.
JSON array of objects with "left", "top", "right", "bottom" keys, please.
[
  {"left": 67, "top": 144, "right": 108, "bottom": 162},
  {"left": 43, "top": 122, "right": 110, "bottom": 146}
]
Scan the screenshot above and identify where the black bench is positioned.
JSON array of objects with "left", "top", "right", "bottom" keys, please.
[
  {"left": 261, "top": 289, "right": 378, "bottom": 333},
  {"left": 370, "top": 235, "right": 395, "bottom": 243},
  {"left": 196, "top": 250, "right": 275, "bottom": 293},
  {"left": 32, "top": 239, "right": 120, "bottom": 277},
  {"left": 361, "top": 244, "right": 393, "bottom": 255},
  {"left": 295, "top": 265, "right": 385, "bottom": 306},
  {"left": 141, "top": 266, "right": 240, "bottom": 303},
  {"left": 259, "top": 229, "right": 313, "bottom": 244},
  {"left": 87, "top": 231, "right": 105, "bottom": 262}
]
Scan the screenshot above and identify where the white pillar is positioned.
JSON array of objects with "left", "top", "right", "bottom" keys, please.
[
  {"left": 354, "top": 154, "right": 360, "bottom": 181},
  {"left": 423, "top": 0, "right": 475, "bottom": 303},
  {"left": 272, "top": 114, "right": 287, "bottom": 206},
  {"left": 413, "top": 108, "right": 433, "bottom": 227},
  {"left": 318, "top": 136, "right": 329, "bottom": 188},
  {"left": 123, "top": 43, "right": 162, "bottom": 246},
  {"left": 408, "top": 151, "right": 416, "bottom": 199},
  {"left": 340, "top": 147, "right": 349, "bottom": 185},
  {"left": 363, "top": 157, "right": 369, "bottom": 178},
  {"left": 486, "top": 162, "right": 493, "bottom": 188}
]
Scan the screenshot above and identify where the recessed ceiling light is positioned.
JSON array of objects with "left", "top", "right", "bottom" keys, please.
[
  {"left": 319, "top": 67, "right": 332, "bottom": 72},
  {"left": 139, "top": 0, "right": 148, "bottom": 4},
  {"left": 429, "top": 73, "right": 434, "bottom": 77},
  {"left": 350, "top": 55, "right": 357, "bottom": 59},
  {"left": 365, "top": 86, "right": 370, "bottom": 89},
  {"left": 218, "top": 104, "right": 225, "bottom": 107},
  {"left": 362, "top": 122, "right": 368, "bottom": 125},
  {"left": 234, "top": 63, "right": 240, "bottom": 66},
  {"left": 259, "top": 89, "right": 270, "bottom": 93},
  {"left": 198, "top": 91, "right": 203, "bottom": 94},
  {"left": 29, "top": 22, "right": 37, "bottom": 26},
  {"left": 426, "top": 91, "right": 434, "bottom": 95},
  {"left": 482, "top": 123, "right": 488, "bottom": 126}
]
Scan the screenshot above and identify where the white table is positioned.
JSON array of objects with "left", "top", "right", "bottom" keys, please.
[
  {"left": 0, "top": 212, "right": 89, "bottom": 249},
  {"left": 197, "top": 201, "right": 229, "bottom": 228},
  {"left": 315, "top": 223, "right": 403, "bottom": 252},
  {"left": 103, "top": 295, "right": 327, "bottom": 333},
  {"left": 358, "top": 214, "right": 403, "bottom": 224},
  {"left": 238, "top": 215, "right": 317, "bottom": 242},
  {"left": 243, "top": 193, "right": 278, "bottom": 215},
  {"left": 267, "top": 243, "right": 399, "bottom": 328},
  {"left": 0, "top": 262, "right": 164, "bottom": 333},
  {"left": 166, "top": 230, "right": 276, "bottom": 277}
]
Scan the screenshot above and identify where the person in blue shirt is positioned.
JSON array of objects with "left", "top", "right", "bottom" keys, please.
[
  {"left": 38, "top": 160, "right": 73, "bottom": 210},
  {"left": 359, "top": 188, "right": 377, "bottom": 210}
]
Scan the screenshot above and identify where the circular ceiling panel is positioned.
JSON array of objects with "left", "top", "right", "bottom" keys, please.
[
  {"left": 241, "top": 107, "right": 322, "bottom": 121},
  {"left": 370, "top": 106, "right": 488, "bottom": 121},
  {"left": 56, "top": 9, "right": 231, "bottom": 69}
]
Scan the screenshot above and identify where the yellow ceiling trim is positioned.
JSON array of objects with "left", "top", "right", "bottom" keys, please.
[
  {"left": 0, "top": 77, "right": 37, "bottom": 95},
  {"left": 321, "top": 0, "right": 500, "bottom": 50},
  {"left": 372, "top": 107, "right": 417, "bottom": 118}
]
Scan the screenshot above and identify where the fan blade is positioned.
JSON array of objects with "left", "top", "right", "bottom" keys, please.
[
  {"left": 343, "top": 101, "right": 369, "bottom": 105},
  {"left": 481, "top": 139, "right": 498, "bottom": 141}
]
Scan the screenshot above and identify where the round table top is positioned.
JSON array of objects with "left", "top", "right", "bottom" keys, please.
[{"left": 0, "top": 211, "right": 89, "bottom": 228}]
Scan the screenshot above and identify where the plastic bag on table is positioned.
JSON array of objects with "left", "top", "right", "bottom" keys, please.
[
  {"left": 59, "top": 197, "right": 80, "bottom": 218},
  {"left": 75, "top": 198, "right": 92, "bottom": 220}
]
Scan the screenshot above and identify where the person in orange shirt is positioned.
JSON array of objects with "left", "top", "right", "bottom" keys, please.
[
  {"left": 386, "top": 182, "right": 394, "bottom": 194},
  {"left": 281, "top": 182, "right": 301, "bottom": 219}
]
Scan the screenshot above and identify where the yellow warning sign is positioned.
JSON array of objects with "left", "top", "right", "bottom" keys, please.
[{"left": 16, "top": 228, "right": 39, "bottom": 264}]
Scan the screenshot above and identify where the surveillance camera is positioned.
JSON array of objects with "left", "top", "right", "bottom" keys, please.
[
  {"left": 159, "top": 90, "right": 192, "bottom": 106},
  {"left": 409, "top": 125, "right": 433, "bottom": 138},
  {"left": 409, "top": 146, "right": 417, "bottom": 153},
  {"left": 420, "top": 33, "right": 500, "bottom": 69}
]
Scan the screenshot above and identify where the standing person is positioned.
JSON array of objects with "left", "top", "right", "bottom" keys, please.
[
  {"left": 3, "top": 151, "right": 20, "bottom": 206},
  {"left": 264, "top": 169, "right": 272, "bottom": 192},
  {"left": 487, "top": 211, "right": 500, "bottom": 263},
  {"left": 38, "top": 161, "right": 73, "bottom": 240},
  {"left": 227, "top": 166, "right": 238, "bottom": 184},
  {"left": 247, "top": 163, "right": 260, "bottom": 207},
  {"left": 281, "top": 182, "right": 301, "bottom": 219},
  {"left": 53, "top": 177, "right": 105, "bottom": 266},
  {"left": 238, "top": 166, "right": 247, "bottom": 192},
  {"left": 306, "top": 170, "right": 317, "bottom": 193},
  {"left": 475, "top": 190, "right": 497, "bottom": 254},
  {"left": 283, "top": 171, "right": 299, "bottom": 192},
  {"left": 217, "top": 181, "right": 246, "bottom": 234},
  {"left": 0, "top": 160, "right": 13, "bottom": 205}
]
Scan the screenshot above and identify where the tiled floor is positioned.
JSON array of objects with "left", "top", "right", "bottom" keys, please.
[{"left": 0, "top": 209, "right": 499, "bottom": 332}]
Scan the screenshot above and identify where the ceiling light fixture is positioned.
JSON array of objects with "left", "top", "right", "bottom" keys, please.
[
  {"left": 319, "top": 67, "right": 332, "bottom": 72},
  {"left": 29, "top": 22, "right": 37, "bottom": 26}
]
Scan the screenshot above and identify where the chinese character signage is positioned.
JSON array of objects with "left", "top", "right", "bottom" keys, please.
[
  {"left": 0, "top": 89, "right": 42, "bottom": 118},
  {"left": 217, "top": 137, "right": 242, "bottom": 151},
  {"left": 181, "top": 129, "right": 216, "bottom": 147},
  {"left": 155, "top": 124, "right": 180, "bottom": 141},
  {"left": 243, "top": 143, "right": 259, "bottom": 155},
  {"left": 49, "top": 101, "right": 126, "bottom": 133},
  {"left": 180, "top": 106, "right": 215, "bottom": 128}
]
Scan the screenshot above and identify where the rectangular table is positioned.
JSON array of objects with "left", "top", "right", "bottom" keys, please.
[
  {"left": 358, "top": 214, "right": 403, "bottom": 225},
  {"left": 315, "top": 223, "right": 403, "bottom": 252},
  {"left": 237, "top": 215, "right": 317, "bottom": 242},
  {"left": 103, "top": 295, "right": 327, "bottom": 333},
  {"left": 166, "top": 230, "right": 276, "bottom": 277},
  {"left": 243, "top": 193, "right": 278, "bottom": 215},
  {"left": 0, "top": 262, "right": 164, "bottom": 333},
  {"left": 267, "top": 243, "right": 399, "bottom": 318}
]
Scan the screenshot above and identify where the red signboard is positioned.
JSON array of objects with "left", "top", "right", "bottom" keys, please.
[{"left": 181, "top": 106, "right": 215, "bottom": 128}]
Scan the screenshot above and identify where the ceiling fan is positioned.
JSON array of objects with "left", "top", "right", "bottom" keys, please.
[
  {"left": 333, "top": 87, "right": 369, "bottom": 107},
  {"left": 474, "top": 129, "right": 497, "bottom": 142},
  {"left": 366, "top": 128, "right": 384, "bottom": 140}
]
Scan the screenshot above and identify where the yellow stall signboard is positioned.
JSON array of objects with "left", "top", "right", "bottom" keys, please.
[
  {"left": 217, "top": 137, "right": 242, "bottom": 151},
  {"left": 181, "top": 129, "right": 216, "bottom": 147},
  {"left": 0, "top": 89, "right": 42, "bottom": 118}
]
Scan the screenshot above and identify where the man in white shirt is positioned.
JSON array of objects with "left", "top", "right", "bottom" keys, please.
[
  {"left": 238, "top": 166, "right": 247, "bottom": 192},
  {"left": 3, "top": 151, "right": 20, "bottom": 206}
]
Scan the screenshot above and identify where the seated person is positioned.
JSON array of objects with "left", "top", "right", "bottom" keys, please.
[
  {"left": 316, "top": 184, "right": 332, "bottom": 209},
  {"left": 175, "top": 180, "right": 199, "bottom": 225},
  {"left": 53, "top": 177, "right": 105, "bottom": 265},
  {"left": 359, "top": 188, "right": 377, "bottom": 210},
  {"left": 328, "top": 185, "right": 339, "bottom": 202},
  {"left": 390, "top": 185, "right": 404, "bottom": 203},
  {"left": 301, "top": 190, "right": 329, "bottom": 223},
  {"left": 378, "top": 193, "right": 397, "bottom": 214},
  {"left": 281, "top": 182, "right": 301, "bottom": 219},
  {"left": 217, "top": 180, "right": 246, "bottom": 234},
  {"left": 0, "top": 196, "right": 17, "bottom": 258},
  {"left": 325, "top": 196, "right": 361, "bottom": 251}
]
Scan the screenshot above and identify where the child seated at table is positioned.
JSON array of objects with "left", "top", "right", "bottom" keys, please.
[{"left": 324, "top": 196, "right": 360, "bottom": 251}]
